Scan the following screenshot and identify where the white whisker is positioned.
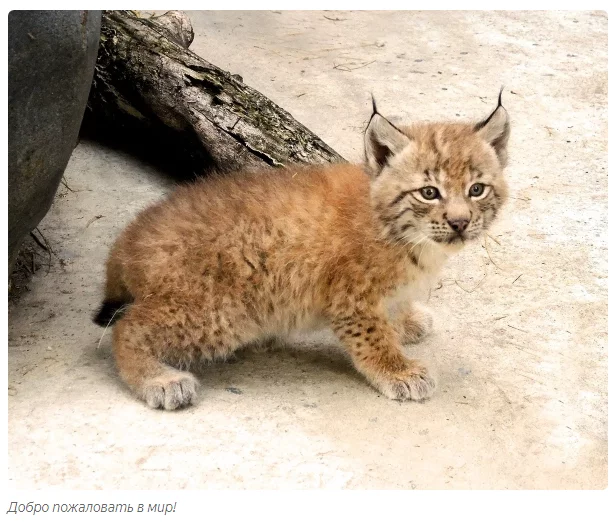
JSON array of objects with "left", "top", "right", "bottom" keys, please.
[{"left": 417, "top": 236, "right": 429, "bottom": 268}]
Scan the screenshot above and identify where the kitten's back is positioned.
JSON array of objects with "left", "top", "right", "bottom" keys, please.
[{"left": 108, "top": 162, "right": 375, "bottom": 300}]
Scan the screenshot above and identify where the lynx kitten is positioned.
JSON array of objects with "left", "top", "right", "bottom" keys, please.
[{"left": 94, "top": 93, "right": 510, "bottom": 410}]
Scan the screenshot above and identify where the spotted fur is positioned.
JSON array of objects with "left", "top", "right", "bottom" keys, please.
[{"left": 94, "top": 94, "right": 510, "bottom": 410}]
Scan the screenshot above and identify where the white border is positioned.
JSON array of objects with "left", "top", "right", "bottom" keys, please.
[{"left": 2, "top": 4, "right": 610, "bottom": 525}]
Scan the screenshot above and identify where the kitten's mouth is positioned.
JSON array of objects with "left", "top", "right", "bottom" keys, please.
[
  {"left": 444, "top": 233, "right": 465, "bottom": 245},
  {"left": 430, "top": 231, "right": 479, "bottom": 245},
  {"left": 443, "top": 231, "right": 481, "bottom": 245}
]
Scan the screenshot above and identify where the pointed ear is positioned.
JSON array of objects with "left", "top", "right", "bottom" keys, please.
[
  {"left": 364, "top": 101, "right": 411, "bottom": 176},
  {"left": 475, "top": 89, "right": 510, "bottom": 167}
]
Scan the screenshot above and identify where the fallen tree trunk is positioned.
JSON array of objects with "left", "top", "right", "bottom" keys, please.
[{"left": 85, "top": 10, "right": 345, "bottom": 177}]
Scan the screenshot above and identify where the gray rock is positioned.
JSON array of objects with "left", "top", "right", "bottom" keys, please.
[{"left": 8, "top": 10, "right": 101, "bottom": 273}]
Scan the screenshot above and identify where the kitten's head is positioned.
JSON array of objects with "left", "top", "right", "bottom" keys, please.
[{"left": 365, "top": 92, "right": 510, "bottom": 251}]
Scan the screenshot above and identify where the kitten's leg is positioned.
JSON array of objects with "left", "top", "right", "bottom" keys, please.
[
  {"left": 391, "top": 303, "right": 433, "bottom": 345},
  {"left": 112, "top": 297, "right": 217, "bottom": 410},
  {"left": 112, "top": 295, "right": 261, "bottom": 410},
  {"left": 331, "top": 309, "right": 436, "bottom": 401}
]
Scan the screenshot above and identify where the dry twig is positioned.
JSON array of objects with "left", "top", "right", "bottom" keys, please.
[
  {"left": 333, "top": 60, "right": 375, "bottom": 72},
  {"left": 61, "top": 177, "right": 75, "bottom": 192},
  {"left": 454, "top": 273, "right": 487, "bottom": 293},
  {"left": 85, "top": 215, "right": 104, "bottom": 228},
  {"left": 483, "top": 235, "right": 506, "bottom": 271}
]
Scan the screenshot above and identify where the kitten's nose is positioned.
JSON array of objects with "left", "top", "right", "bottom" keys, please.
[{"left": 447, "top": 218, "right": 469, "bottom": 233}]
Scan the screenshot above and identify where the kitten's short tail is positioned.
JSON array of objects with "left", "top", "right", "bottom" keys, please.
[{"left": 93, "top": 300, "right": 130, "bottom": 327}]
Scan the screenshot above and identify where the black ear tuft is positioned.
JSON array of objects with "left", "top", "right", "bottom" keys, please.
[
  {"left": 475, "top": 87, "right": 506, "bottom": 133},
  {"left": 475, "top": 88, "right": 510, "bottom": 167},
  {"left": 371, "top": 93, "right": 379, "bottom": 116},
  {"left": 497, "top": 85, "right": 504, "bottom": 108},
  {"left": 364, "top": 99, "right": 411, "bottom": 176}
]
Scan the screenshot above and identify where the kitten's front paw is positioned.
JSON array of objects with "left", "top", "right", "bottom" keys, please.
[
  {"left": 374, "top": 360, "right": 436, "bottom": 401},
  {"left": 396, "top": 304, "right": 433, "bottom": 344},
  {"left": 142, "top": 371, "right": 199, "bottom": 410}
]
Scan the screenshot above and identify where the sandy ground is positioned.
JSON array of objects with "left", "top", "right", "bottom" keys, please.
[{"left": 8, "top": 10, "right": 607, "bottom": 489}]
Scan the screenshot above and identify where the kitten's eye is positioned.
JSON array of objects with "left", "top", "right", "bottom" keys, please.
[
  {"left": 420, "top": 186, "right": 440, "bottom": 200},
  {"left": 469, "top": 183, "right": 485, "bottom": 197}
]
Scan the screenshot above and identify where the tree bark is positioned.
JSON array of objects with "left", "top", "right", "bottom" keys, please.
[{"left": 85, "top": 10, "right": 345, "bottom": 178}]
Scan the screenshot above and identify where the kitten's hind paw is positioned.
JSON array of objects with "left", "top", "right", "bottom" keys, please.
[{"left": 142, "top": 371, "right": 199, "bottom": 410}]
